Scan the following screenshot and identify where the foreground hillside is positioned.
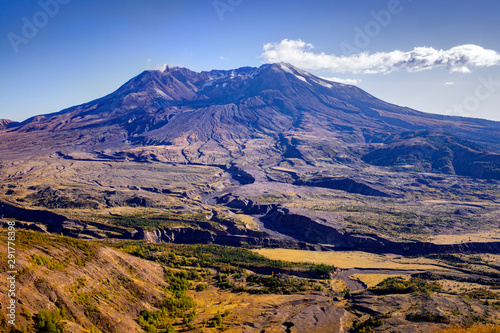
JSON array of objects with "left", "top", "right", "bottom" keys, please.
[{"left": 1, "top": 229, "right": 500, "bottom": 332}]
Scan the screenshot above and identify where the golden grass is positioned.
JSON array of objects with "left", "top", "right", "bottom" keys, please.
[
  {"left": 433, "top": 324, "right": 500, "bottom": 333},
  {"left": 330, "top": 277, "right": 348, "bottom": 292},
  {"left": 438, "top": 279, "right": 499, "bottom": 297},
  {"left": 235, "top": 214, "right": 258, "bottom": 230},
  {"left": 430, "top": 230, "right": 500, "bottom": 244},
  {"left": 253, "top": 248, "right": 454, "bottom": 271},
  {"left": 480, "top": 254, "right": 500, "bottom": 266}
]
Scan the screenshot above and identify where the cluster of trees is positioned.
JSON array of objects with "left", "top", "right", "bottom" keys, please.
[
  {"left": 244, "top": 274, "right": 322, "bottom": 294},
  {"left": 369, "top": 277, "right": 442, "bottom": 295},
  {"left": 103, "top": 212, "right": 207, "bottom": 231},
  {"left": 33, "top": 309, "right": 66, "bottom": 333},
  {"left": 137, "top": 270, "right": 199, "bottom": 332},
  {"left": 213, "top": 269, "right": 324, "bottom": 294},
  {"left": 118, "top": 242, "right": 335, "bottom": 278}
]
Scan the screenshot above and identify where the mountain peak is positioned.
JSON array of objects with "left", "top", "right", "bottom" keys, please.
[{"left": 2, "top": 63, "right": 500, "bottom": 164}]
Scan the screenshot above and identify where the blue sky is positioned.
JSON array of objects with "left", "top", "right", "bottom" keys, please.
[{"left": 1, "top": 0, "right": 500, "bottom": 121}]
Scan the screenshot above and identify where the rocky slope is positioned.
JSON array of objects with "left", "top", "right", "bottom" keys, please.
[
  {"left": 0, "top": 119, "right": 17, "bottom": 129},
  {"left": 0, "top": 231, "right": 168, "bottom": 332},
  {"left": 362, "top": 130, "right": 500, "bottom": 179}
]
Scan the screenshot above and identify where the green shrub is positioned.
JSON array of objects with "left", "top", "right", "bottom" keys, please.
[
  {"left": 308, "top": 263, "right": 336, "bottom": 279},
  {"left": 211, "top": 313, "right": 223, "bottom": 328},
  {"left": 196, "top": 283, "right": 208, "bottom": 292},
  {"left": 29, "top": 254, "right": 51, "bottom": 266},
  {"left": 137, "top": 269, "right": 197, "bottom": 332},
  {"left": 164, "top": 271, "right": 193, "bottom": 297},
  {"left": 350, "top": 315, "right": 383, "bottom": 333},
  {"left": 34, "top": 309, "right": 65, "bottom": 333},
  {"left": 245, "top": 274, "right": 315, "bottom": 294},
  {"left": 406, "top": 311, "right": 450, "bottom": 323},
  {"left": 369, "top": 277, "right": 442, "bottom": 295}
]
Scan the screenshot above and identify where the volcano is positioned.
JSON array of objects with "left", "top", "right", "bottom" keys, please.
[{"left": 2, "top": 63, "right": 500, "bottom": 179}]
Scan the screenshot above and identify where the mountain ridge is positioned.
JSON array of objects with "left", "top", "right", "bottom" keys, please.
[{"left": 1, "top": 63, "right": 500, "bottom": 177}]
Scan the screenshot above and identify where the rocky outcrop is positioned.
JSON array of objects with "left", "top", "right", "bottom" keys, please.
[
  {"left": 0, "top": 201, "right": 68, "bottom": 230},
  {"left": 294, "top": 177, "right": 393, "bottom": 197},
  {"left": 216, "top": 194, "right": 275, "bottom": 214},
  {"left": 139, "top": 227, "right": 216, "bottom": 243}
]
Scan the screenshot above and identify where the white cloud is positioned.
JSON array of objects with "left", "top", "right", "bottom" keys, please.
[
  {"left": 320, "top": 76, "right": 361, "bottom": 85},
  {"left": 146, "top": 59, "right": 167, "bottom": 72},
  {"left": 444, "top": 81, "right": 455, "bottom": 85},
  {"left": 218, "top": 56, "right": 228, "bottom": 61},
  {"left": 154, "top": 64, "right": 167, "bottom": 72},
  {"left": 261, "top": 39, "right": 500, "bottom": 74}
]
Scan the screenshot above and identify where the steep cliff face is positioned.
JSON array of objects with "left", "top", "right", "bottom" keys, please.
[
  {"left": 137, "top": 226, "right": 311, "bottom": 249},
  {"left": 263, "top": 207, "right": 500, "bottom": 255},
  {"left": 139, "top": 227, "right": 216, "bottom": 243},
  {"left": 0, "top": 202, "right": 69, "bottom": 229},
  {"left": 3, "top": 187, "right": 499, "bottom": 256},
  {"left": 134, "top": 193, "right": 500, "bottom": 255}
]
